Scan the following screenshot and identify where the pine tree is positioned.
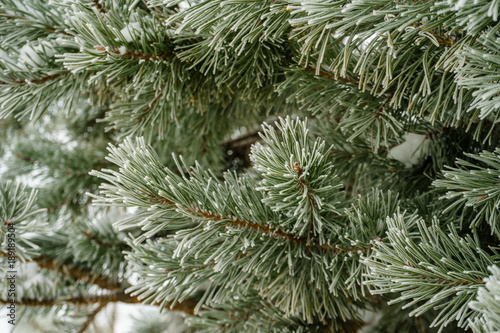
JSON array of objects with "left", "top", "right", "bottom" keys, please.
[{"left": 1, "top": 0, "right": 500, "bottom": 332}]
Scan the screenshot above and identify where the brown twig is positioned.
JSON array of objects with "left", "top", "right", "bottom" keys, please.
[
  {"left": 95, "top": 46, "right": 174, "bottom": 62},
  {"left": 0, "top": 293, "right": 200, "bottom": 314},
  {"left": 150, "top": 195, "right": 373, "bottom": 255},
  {"left": 0, "top": 249, "right": 203, "bottom": 313},
  {"left": 2, "top": 14, "right": 74, "bottom": 37},
  {"left": 0, "top": 291, "right": 135, "bottom": 307},
  {"left": 33, "top": 255, "right": 122, "bottom": 291},
  {"left": 409, "top": 23, "right": 458, "bottom": 47},
  {"left": 89, "top": 0, "right": 108, "bottom": 14},
  {"left": 303, "top": 66, "right": 359, "bottom": 85},
  {"left": 77, "top": 302, "right": 106, "bottom": 333},
  {"left": 1, "top": 72, "right": 70, "bottom": 85}
]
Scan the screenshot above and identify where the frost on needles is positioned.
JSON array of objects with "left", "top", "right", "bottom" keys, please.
[
  {"left": 0, "top": 0, "right": 500, "bottom": 332},
  {"left": 91, "top": 117, "right": 500, "bottom": 332}
]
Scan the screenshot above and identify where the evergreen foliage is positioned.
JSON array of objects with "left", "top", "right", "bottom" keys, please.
[{"left": 0, "top": 0, "right": 500, "bottom": 332}]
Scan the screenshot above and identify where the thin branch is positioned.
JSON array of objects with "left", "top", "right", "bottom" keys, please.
[
  {"left": 77, "top": 303, "right": 106, "bottom": 333},
  {"left": 0, "top": 252, "right": 204, "bottom": 313},
  {"left": 1, "top": 14, "right": 74, "bottom": 37},
  {"left": 210, "top": 210, "right": 374, "bottom": 254},
  {"left": 0, "top": 292, "right": 133, "bottom": 307},
  {"left": 0, "top": 72, "right": 70, "bottom": 85},
  {"left": 110, "top": 303, "right": 117, "bottom": 333},
  {"left": 1, "top": 251, "right": 122, "bottom": 291},
  {"left": 34, "top": 255, "right": 122, "bottom": 290},
  {"left": 139, "top": 83, "right": 168, "bottom": 116},
  {"left": 0, "top": 293, "right": 200, "bottom": 314},
  {"left": 303, "top": 66, "right": 359, "bottom": 85},
  {"left": 151, "top": 195, "right": 374, "bottom": 254},
  {"left": 409, "top": 23, "right": 459, "bottom": 47},
  {"left": 95, "top": 46, "right": 175, "bottom": 61}
]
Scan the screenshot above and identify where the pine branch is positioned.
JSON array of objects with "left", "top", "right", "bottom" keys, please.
[
  {"left": 0, "top": 293, "right": 200, "bottom": 314},
  {"left": 302, "top": 66, "right": 359, "bottom": 85},
  {"left": 34, "top": 255, "right": 122, "bottom": 291},
  {"left": 1, "top": 244, "right": 202, "bottom": 313},
  {"left": 166, "top": 193, "right": 381, "bottom": 255},
  {"left": 153, "top": 194, "right": 374, "bottom": 254},
  {"left": 136, "top": 81, "right": 169, "bottom": 122},
  {"left": 0, "top": 72, "right": 70, "bottom": 85},
  {"left": 0, "top": 291, "right": 134, "bottom": 306},
  {"left": 1, "top": 12, "right": 74, "bottom": 37},
  {"left": 365, "top": 214, "right": 495, "bottom": 330},
  {"left": 433, "top": 148, "right": 500, "bottom": 236},
  {"left": 95, "top": 46, "right": 175, "bottom": 61},
  {"left": 2, "top": 250, "right": 122, "bottom": 291},
  {"left": 409, "top": 22, "right": 459, "bottom": 47},
  {"left": 470, "top": 266, "right": 500, "bottom": 333}
]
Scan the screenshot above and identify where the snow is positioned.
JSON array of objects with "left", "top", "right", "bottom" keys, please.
[
  {"left": 120, "top": 23, "right": 142, "bottom": 43},
  {"left": 0, "top": 262, "right": 56, "bottom": 332},
  {"left": 452, "top": 0, "right": 468, "bottom": 10},
  {"left": 178, "top": 1, "right": 191, "bottom": 9},
  {"left": 7, "top": 1, "right": 39, "bottom": 17},
  {"left": 387, "top": 133, "right": 430, "bottom": 167},
  {"left": 0, "top": 303, "right": 186, "bottom": 333},
  {"left": 0, "top": 49, "right": 18, "bottom": 71},
  {"left": 94, "top": 303, "right": 187, "bottom": 333},
  {"left": 18, "top": 41, "right": 55, "bottom": 69}
]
